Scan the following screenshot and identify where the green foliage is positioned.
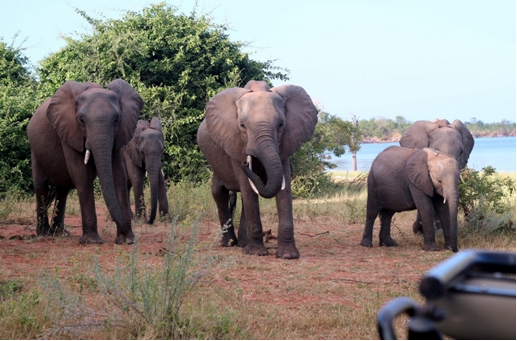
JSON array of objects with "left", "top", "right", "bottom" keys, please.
[
  {"left": 37, "top": 4, "right": 288, "bottom": 183},
  {"left": 0, "top": 38, "right": 39, "bottom": 195},
  {"left": 291, "top": 111, "right": 361, "bottom": 198},
  {"left": 459, "top": 166, "right": 516, "bottom": 235},
  {"left": 39, "top": 219, "right": 210, "bottom": 339}
]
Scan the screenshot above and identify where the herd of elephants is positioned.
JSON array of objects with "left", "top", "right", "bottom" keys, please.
[{"left": 26, "top": 79, "right": 474, "bottom": 259}]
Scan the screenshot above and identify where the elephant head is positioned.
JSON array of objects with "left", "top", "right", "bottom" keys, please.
[
  {"left": 399, "top": 119, "right": 475, "bottom": 170},
  {"left": 407, "top": 148, "right": 462, "bottom": 252},
  {"left": 205, "top": 80, "right": 318, "bottom": 198},
  {"left": 46, "top": 79, "right": 142, "bottom": 236},
  {"left": 124, "top": 118, "right": 165, "bottom": 224}
]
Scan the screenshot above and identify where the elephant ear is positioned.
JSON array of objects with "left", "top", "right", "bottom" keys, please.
[
  {"left": 270, "top": 85, "right": 318, "bottom": 160},
  {"left": 105, "top": 79, "right": 143, "bottom": 150},
  {"left": 406, "top": 149, "right": 434, "bottom": 197},
  {"left": 205, "top": 87, "right": 252, "bottom": 159},
  {"left": 150, "top": 117, "right": 163, "bottom": 133},
  {"left": 451, "top": 119, "right": 474, "bottom": 169},
  {"left": 46, "top": 81, "right": 102, "bottom": 152},
  {"left": 400, "top": 120, "right": 440, "bottom": 149},
  {"left": 123, "top": 138, "right": 142, "bottom": 167}
]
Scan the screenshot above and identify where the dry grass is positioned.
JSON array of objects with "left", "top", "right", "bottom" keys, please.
[{"left": 0, "top": 175, "right": 515, "bottom": 339}]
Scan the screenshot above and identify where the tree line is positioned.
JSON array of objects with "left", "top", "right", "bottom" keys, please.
[{"left": 357, "top": 116, "right": 515, "bottom": 142}]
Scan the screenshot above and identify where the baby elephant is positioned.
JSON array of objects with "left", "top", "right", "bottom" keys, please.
[
  {"left": 123, "top": 118, "right": 169, "bottom": 224},
  {"left": 360, "top": 146, "right": 461, "bottom": 252}
]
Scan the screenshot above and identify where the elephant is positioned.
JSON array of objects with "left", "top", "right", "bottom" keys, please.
[
  {"left": 399, "top": 119, "right": 474, "bottom": 233},
  {"left": 197, "top": 80, "right": 318, "bottom": 259},
  {"left": 122, "top": 118, "right": 169, "bottom": 224},
  {"left": 27, "top": 79, "right": 142, "bottom": 244},
  {"left": 360, "top": 146, "right": 462, "bottom": 252}
]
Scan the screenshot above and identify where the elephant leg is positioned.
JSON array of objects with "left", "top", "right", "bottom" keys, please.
[
  {"left": 132, "top": 170, "right": 146, "bottom": 222},
  {"left": 360, "top": 186, "right": 379, "bottom": 247},
  {"left": 211, "top": 174, "right": 237, "bottom": 247},
  {"left": 274, "top": 159, "right": 299, "bottom": 259},
  {"left": 50, "top": 186, "right": 71, "bottom": 236},
  {"left": 32, "top": 156, "right": 50, "bottom": 236},
  {"left": 76, "top": 184, "right": 103, "bottom": 244},
  {"left": 412, "top": 190, "right": 440, "bottom": 251},
  {"left": 112, "top": 151, "right": 134, "bottom": 244},
  {"left": 379, "top": 209, "right": 397, "bottom": 247},
  {"left": 240, "top": 188, "right": 267, "bottom": 256},
  {"left": 127, "top": 184, "right": 134, "bottom": 219},
  {"left": 237, "top": 196, "right": 249, "bottom": 247},
  {"left": 158, "top": 169, "right": 169, "bottom": 218},
  {"left": 412, "top": 210, "right": 423, "bottom": 234}
]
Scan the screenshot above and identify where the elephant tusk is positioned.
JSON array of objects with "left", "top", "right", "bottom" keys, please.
[
  {"left": 161, "top": 169, "right": 164, "bottom": 177},
  {"left": 459, "top": 173, "right": 465, "bottom": 184},
  {"left": 84, "top": 150, "right": 90, "bottom": 165},
  {"left": 248, "top": 179, "right": 260, "bottom": 196},
  {"left": 247, "top": 155, "right": 252, "bottom": 170},
  {"left": 145, "top": 171, "right": 148, "bottom": 178},
  {"left": 281, "top": 175, "right": 285, "bottom": 190},
  {"left": 443, "top": 198, "right": 447, "bottom": 204}
]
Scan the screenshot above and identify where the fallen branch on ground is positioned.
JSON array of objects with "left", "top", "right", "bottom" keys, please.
[{"left": 296, "top": 231, "right": 329, "bottom": 237}]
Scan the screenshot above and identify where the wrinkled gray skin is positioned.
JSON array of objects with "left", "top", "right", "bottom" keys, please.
[
  {"left": 27, "top": 80, "right": 142, "bottom": 244},
  {"left": 400, "top": 119, "right": 474, "bottom": 233},
  {"left": 197, "top": 80, "right": 318, "bottom": 259},
  {"left": 360, "top": 146, "right": 461, "bottom": 252},
  {"left": 123, "top": 118, "right": 169, "bottom": 224}
]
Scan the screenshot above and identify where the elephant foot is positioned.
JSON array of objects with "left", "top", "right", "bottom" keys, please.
[
  {"left": 115, "top": 231, "right": 135, "bottom": 245},
  {"left": 444, "top": 244, "right": 459, "bottom": 253},
  {"left": 275, "top": 244, "right": 299, "bottom": 259},
  {"left": 422, "top": 243, "right": 440, "bottom": 251},
  {"left": 79, "top": 233, "right": 104, "bottom": 245},
  {"left": 412, "top": 221, "right": 423, "bottom": 234},
  {"left": 360, "top": 238, "right": 373, "bottom": 247},
  {"left": 237, "top": 238, "right": 248, "bottom": 248},
  {"left": 243, "top": 243, "right": 268, "bottom": 256},
  {"left": 380, "top": 237, "right": 398, "bottom": 247},
  {"left": 220, "top": 233, "right": 238, "bottom": 247}
]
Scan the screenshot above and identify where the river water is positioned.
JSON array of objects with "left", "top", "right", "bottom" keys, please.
[{"left": 332, "top": 136, "right": 516, "bottom": 172}]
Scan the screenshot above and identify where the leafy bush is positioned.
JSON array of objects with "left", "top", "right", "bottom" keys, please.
[
  {"left": 459, "top": 166, "right": 516, "bottom": 235},
  {"left": 0, "top": 38, "right": 39, "bottom": 195}
]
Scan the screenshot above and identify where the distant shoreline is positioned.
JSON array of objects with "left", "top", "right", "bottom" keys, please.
[{"left": 361, "top": 134, "right": 516, "bottom": 144}]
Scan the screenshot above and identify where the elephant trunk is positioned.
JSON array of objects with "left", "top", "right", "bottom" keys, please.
[
  {"left": 90, "top": 136, "right": 128, "bottom": 235},
  {"left": 146, "top": 156, "right": 161, "bottom": 224},
  {"left": 445, "top": 190, "right": 459, "bottom": 253},
  {"left": 241, "top": 137, "right": 284, "bottom": 199}
]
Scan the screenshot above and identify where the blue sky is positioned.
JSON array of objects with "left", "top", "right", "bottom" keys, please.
[{"left": 1, "top": 0, "right": 515, "bottom": 123}]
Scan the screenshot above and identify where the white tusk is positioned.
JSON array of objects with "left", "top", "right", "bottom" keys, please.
[
  {"left": 84, "top": 150, "right": 90, "bottom": 165},
  {"left": 281, "top": 175, "right": 286, "bottom": 190},
  {"left": 145, "top": 171, "right": 148, "bottom": 178},
  {"left": 247, "top": 155, "right": 252, "bottom": 170},
  {"left": 161, "top": 169, "right": 164, "bottom": 176},
  {"left": 443, "top": 198, "right": 447, "bottom": 204},
  {"left": 248, "top": 178, "right": 259, "bottom": 195},
  {"left": 459, "top": 173, "right": 465, "bottom": 184}
]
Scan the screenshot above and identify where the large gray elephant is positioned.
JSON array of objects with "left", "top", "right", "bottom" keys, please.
[
  {"left": 27, "top": 80, "right": 142, "bottom": 244},
  {"left": 197, "top": 80, "right": 318, "bottom": 259},
  {"left": 399, "top": 119, "right": 474, "bottom": 233},
  {"left": 123, "top": 118, "right": 169, "bottom": 224},
  {"left": 360, "top": 146, "right": 462, "bottom": 252}
]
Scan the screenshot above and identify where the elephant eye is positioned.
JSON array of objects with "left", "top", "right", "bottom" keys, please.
[
  {"left": 240, "top": 123, "right": 246, "bottom": 129},
  {"left": 78, "top": 116, "right": 85, "bottom": 124},
  {"left": 279, "top": 122, "right": 284, "bottom": 128}
]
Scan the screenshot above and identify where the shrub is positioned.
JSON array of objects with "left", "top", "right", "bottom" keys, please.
[{"left": 459, "top": 166, "right": 516, "bottom": 236}]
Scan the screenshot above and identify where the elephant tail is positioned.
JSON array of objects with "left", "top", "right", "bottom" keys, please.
[
  {"left": 45, "top": 182, "right": 57, "bottom": 209},
  {"left": 229, "top": 191, "right": 237, "bottom": 218}
]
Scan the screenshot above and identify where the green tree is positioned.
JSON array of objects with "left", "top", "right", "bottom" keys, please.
[
  {"left": 0, "top": 37, "right": 39, "bottom": 194},
  {"left": 290, "top": 111, "right": 361, "bottom": 198},
  {"left": 37, "top": 4, "right": 288, "bottom": 183}
]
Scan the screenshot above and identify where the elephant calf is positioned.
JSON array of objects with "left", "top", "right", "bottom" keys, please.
[
  {"left": 123, "top": 118, "right": 169, "bottom": 224},
  {"left": 360, "top": 146, "right": 461, "bottom": 252}
]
